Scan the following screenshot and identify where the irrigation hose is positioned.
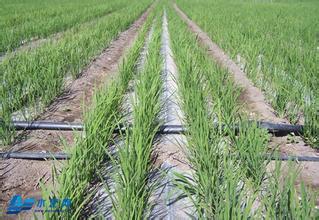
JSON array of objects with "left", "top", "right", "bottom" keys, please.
[
  {"left": 11, "top": 121, "right": 83, "bottom": 131},
  {"left": 0, "top": 152, "right": 70, "bottom": 160},
  {"left": 257, "top": 121, "right": 303, "bottom": 136},
  {"left": 1, "top": 151, "right": 319, "bottom": 161},
  {"left": 271, "top": 155, "right": 319, "bottom": 162},
  {"left": 0, "top": 121, "right": 310, "bottom": 161},
  {"left": 1, "top": 120, "right": 304, "bottom": 136}
]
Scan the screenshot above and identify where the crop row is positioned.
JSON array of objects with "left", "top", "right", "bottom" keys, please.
[
  {"left": 175, "top": 0, "right": 318, "bottom": 146},
  {"left": 41, "top": 8, "right": 157, "bottom": 219},
  {"left": 0, "top": 0, "right": 128, "bottom": 53},
  {"left": 111, "top": 16, "right": 162, "bottom": 219},
  {"left": 0, "top": 0, "right": 152, "bottom": 145}
]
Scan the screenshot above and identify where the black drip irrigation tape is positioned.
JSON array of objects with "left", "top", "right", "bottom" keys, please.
[
  {"left": 0, "top": 120, "right": 310, "bottom": 160},
  {"left": 0, "top": 152, "right": 70, "bottom": 160},
  {"left": 11, "top": 121, "right": 83, "bottom": 131},
  {"left": 257, "top": 121, "right": 303, "bottom": 136},
  {"left": 1, "top": 151, "right": 319, "bottom": 162},
  {"left": 273, "top": 155, "right": 319, "bottom": 162},
  {"left": 1, "top": 120, "right": 304, "bottom": 136},
  {"left": 158, "top": 124, "right": 184, "bottom": 134}
]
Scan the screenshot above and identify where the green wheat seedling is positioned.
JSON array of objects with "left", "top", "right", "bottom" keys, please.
[
  {"left": 304, "top": 96, "right": 319, "bottom": 147},
  {"left": 262, "top": 160, "right": 318, "bottom": 219},
  {"left": 230, "top": 120, "right": 270, "bottom": 186}
]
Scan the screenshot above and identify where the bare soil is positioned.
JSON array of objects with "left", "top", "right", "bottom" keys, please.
[
  {"left": 174, "top": 3, "right": 319, "bottom": 194},
  {"left": 0, "top": 7, "right": 152, "bottom": 219}
]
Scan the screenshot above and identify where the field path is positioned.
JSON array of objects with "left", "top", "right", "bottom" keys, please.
[
  {"left": 173, "top": 3, "right": 319, "bottom": 196},
  {"left": 0, "top": 6, "right": 153, "bottom": 217}
]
